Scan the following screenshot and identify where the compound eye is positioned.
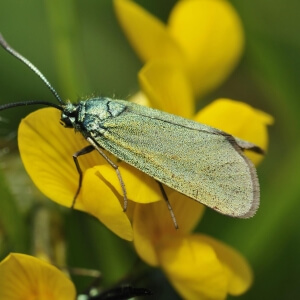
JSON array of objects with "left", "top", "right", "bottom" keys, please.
[{"left": 60, "top": 114, "right": 73, "bottom": 128}]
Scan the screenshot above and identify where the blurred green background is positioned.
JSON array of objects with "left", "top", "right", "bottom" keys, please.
[{"left": 0, "top": 0, "right": 299, "bottom": 299}]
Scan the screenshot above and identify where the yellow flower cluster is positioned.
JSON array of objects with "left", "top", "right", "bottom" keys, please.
[{"left": 0, "top": 0, "right": 273, "bottom": 299}]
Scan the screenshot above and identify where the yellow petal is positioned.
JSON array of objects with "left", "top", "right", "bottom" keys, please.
[
  {"left": 159, "top": 235, "right": 228, "bottom": 300},
  {"left": 0, "top": 253, "right": 76, "bottom": 300},
  {"left": 165, "top": 186, "right": 205, "bottom": 233},
  {"left": 18, "top": 108, "right": 104, "bottom": 210},
  {"left": 79, "top": 163, "right": 162, "bottom": 241},
  {"left": 133, "top": 204, "right": 159, "bottom": 266},
  {"left": 133, "top": 193, "right": 205, "bottom": 266},
  {"left": 168, "top": 0, "right": 244, "bottom": 97},
  {"left": 139, "top": 60, "right": 194, "bottom": 118},
  {"left": 129, "top": 91, "right": 151, "bottom": 107},
  {"left": 199, "top": 235, "right": 253, "bottom": 296},
  {"left": 81, "top": 162, "right": 162, "bottom": 205},
  {"left": 195, "top": 99, "right": 273, "bottom": 164},
  {"left": 114, "top": 0, "right": 183, "bottom": 63},
  {"left": 81, "top": 166, "right": 133, "bottom": 241},
  {"left": 115, "top": 163, "right": 162, "bottom": 204}
]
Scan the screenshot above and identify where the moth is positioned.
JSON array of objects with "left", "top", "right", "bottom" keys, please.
[{"left": 0, "top": 33, "right": 263, "bottom": 224}]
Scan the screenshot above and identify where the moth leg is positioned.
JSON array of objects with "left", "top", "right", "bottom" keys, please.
[
  {"left": 72, "top": 145, "right": 95, "bottom": 208},
  {"left": 87, "top": 137, "right": 128, "bottom": 211},
  {"left": 156, "top": 181, "right": 178, "bottom": 229}
]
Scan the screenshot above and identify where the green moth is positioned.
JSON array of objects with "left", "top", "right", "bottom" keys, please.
[{"left": 0, "top": 33, "right": 263, "bottom": 219}]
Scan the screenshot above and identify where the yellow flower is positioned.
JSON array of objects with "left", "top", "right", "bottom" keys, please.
[
  {"left": 133, "top": 196, "right": 253, "bottom": 299},
  {"left": 114, "top": 0, "right": 273, "bottom": 163},
  {"left": 0, "top": 253, "right": 75, "bottom": 300},
  {"left": 113, "top": 1, "right": 273, "bottom": 298},
  {"left": 114, "top": 0, "right": 244, "bottom": 98},
  {"left": 16, "top": 0, "right": 272, "bottom": 242},
  {"left": 17, "top": 87, "right": 271, "bottom": 245}
]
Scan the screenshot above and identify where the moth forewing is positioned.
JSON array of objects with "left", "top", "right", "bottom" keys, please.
[{"left": 79, "top": 98, "right": 260, "bottom": 218}]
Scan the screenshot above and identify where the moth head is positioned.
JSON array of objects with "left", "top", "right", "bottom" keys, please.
[{"left": 60, "top": 102, "right": 79, "bottom": 128}]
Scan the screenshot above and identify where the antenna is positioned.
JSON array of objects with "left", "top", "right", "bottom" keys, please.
[
  {"left": 0, "top": 33, "right": 64, "bottom": 105},
  {"left": 0, "top": 100, "right": 63, "bottom": 112}
]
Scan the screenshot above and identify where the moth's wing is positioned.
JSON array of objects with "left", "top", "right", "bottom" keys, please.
[
  {"left": 94, "top": 100, "right": 259, "bottom": 218},
  {"left": 234, "top": 137, "right": 265, "bottom": 154}
]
